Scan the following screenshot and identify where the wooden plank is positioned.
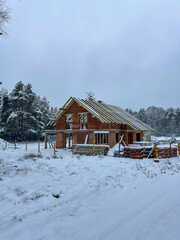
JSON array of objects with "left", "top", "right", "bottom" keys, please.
[{"left": 83, "top": 100, "right": 112, "bottom": 123}]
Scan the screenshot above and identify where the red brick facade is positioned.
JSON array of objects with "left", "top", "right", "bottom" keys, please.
[{"left": 56, "top": 102, "right": 143, "bottom": 148}]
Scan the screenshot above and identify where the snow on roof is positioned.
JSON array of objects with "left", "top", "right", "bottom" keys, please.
[{"left": 47, "top": 97, "right": 154, "bottom": 132}]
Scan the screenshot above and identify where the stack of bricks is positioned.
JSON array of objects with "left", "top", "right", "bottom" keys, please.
[
  {"left": 130, "top": 148, "right": 143, "bottom": 159},
  {"left": 154, "top": 148, "right": 170, "bottom": 159},
  {"left": 124, "top": 147, "right": 130, "bottom": 158},
  {"left": 124, "top": 147, "right": 143, "bottom": 159},
  {"left": 154, "top": 147, "right": 177, "bottom": 159},
  {"left": 171, "top": 148, "right": 178, "bottom": 158},
  {"left": 124, "top": 146, "right": 177, "bottom": 159}
]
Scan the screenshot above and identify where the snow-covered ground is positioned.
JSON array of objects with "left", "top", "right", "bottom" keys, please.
[{"left": 0, "top": 141, "right": 180, "bottom": 240}]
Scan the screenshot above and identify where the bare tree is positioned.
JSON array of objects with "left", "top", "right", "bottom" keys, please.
[{"left": 0, "top": 0, "right": 10, "bottom": 35}]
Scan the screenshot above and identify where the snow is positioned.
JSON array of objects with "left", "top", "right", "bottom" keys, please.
[
  {"left": 152, "top": 136, "right": 180, "bottom": 142},
  {"left": 76, "top": 144, "right": 109, "bottom": 147},
  {"left": 7, "top": 112, "right": 18, "bottom": 121},
  {"left": 0, "top": 138, "right": 13, "bottom": 149},
  {"left": 94, "top": 131, "right": 109, "bottom": 133},
  {"left": 108, "top": 143, "right": 124, "bottom": 156},
  {"left": 0, "top": 141, "right": 180, "bottom": 240}
]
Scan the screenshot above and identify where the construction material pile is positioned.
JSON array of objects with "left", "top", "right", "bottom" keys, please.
[
  {"left": 74, "top": 144, "right": 109, "bottom": 156},
  {"left": 124, "top": 147, "right": 143, "bottom": 159},
  {"left": 124, "top": 145, "right": 178, "bottom": 159},
  {"left": 155, "top": 147, "right": 177, "bottom": 158}
]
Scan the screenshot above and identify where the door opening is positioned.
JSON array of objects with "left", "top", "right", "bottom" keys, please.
[
  {"left": 116, "top": 133, "right": 119, "bottom": 143},
  {"left": 136, "top": 133, "right": 141, "bottom": 142},
  {"left": 66, "top": 133, "right": 72, "bottom": 148}
]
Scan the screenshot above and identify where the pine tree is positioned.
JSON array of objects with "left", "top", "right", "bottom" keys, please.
[
  {"left": 0, "top": 88, "right": 8, "bottom": 129},
  {"left": 7, "top": 81, "right": 26, "bottom": 140},
  {"left": 23, "top": 83, "right": 40, "bottom": 140},
  {"left": 1, "top": 93, "right": 11, "bottom": 139},
  {"left": 40, "top": 97, "right": 51, "bottom": 127}
]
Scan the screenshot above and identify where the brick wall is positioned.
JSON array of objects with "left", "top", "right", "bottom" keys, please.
[
  {"left": 87, "top": 114, "right": 101, "bottom": 129},
  {"left": 56, "top": 132, "right": 66, "bottom": 148},
  {"left": 55, "top": 101, "right": 145, "bottom": 149},
  {"left": 123, "top": 132, "right": 129, "bottom": 145},
  {"left": 109, "top": 132, "right": 116, "bottom": 148},
  {"left": 66, "top": 102, "right": 87, "bottom": 114},
  {"left": 72, "top": 114, "right": 80, "bottom": 129},
  {"left": 77, "top": 132, "right": 92, "bottom": 144},
  {"left": 56, "top": 115, "right": 66, "bottom": 130},
  {"left": 140, "top": 132, "right": 143, "bottom": 141},
  {"left": 132, "top": 132, "right": 137, "bottom": 143}
]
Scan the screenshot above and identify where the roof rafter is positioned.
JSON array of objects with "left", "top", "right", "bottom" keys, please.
[{"left": 47, "top": 97, "right": 154, "bottom": 132}]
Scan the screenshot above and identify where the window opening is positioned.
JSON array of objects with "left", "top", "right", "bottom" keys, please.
[
  {"left": 66, "top": 114, "right": 73, "bottom": 129},
  {"left": 80, "top": 114, "right": 87, "bottom": 129},
  {"left": 95, "top": 133, "right": 109, "bottom": 144}
]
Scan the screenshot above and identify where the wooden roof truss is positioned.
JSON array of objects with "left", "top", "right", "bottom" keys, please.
[{"left": 47, "top": 97, "right": 154, "bottom": 132}]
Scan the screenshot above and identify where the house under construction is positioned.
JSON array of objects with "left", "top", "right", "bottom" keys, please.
[{"left": 46, "top": 97, "right": 154, "bottom": 149}]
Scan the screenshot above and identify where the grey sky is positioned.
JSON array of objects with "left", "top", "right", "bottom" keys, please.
[{"left": 1, "top": 0, "right": 180, "bottom": 110}]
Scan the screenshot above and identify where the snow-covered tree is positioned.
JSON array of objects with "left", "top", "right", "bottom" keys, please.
[
  {"left": 0, "top": 81, "right": 53, "bottom": 141},
  {"left": 39, "top": 97, "right": 51, "bottom": 127},
  {"left": 7, "top": 81, "right": 26, "bottom": 140},
  {"left": 0, "top": 88, "right": 8, "bottom": 128},
  {"left": 23, "top": 83, "right": 41, "bottom": 139},
  {"left": 0, "top": 90, "right": 10, "bottom": 137},
  {"left": 127, "top": 106, "right": 179, "bottom": 137},
  {"left": 0, "top": 82, "right": 179, "bottom": 140}
]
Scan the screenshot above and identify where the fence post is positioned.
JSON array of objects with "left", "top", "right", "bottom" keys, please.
[
  {"left": 118, "top": 142, "right": 121, "bottom": 157},
  {"left": 93, "top": 133, "right": 95, "bottom": 156},
  {"left": 170, "top": 141, "right": 172, "bottom": 158},
  {"left": 26, "top": 141, "right": 27, "bottom": 151},
  {"left": 5, "top": 141, "right": 7, "bottom": 149},
  {"left": 155, "top": 143, "right": 158, "bottom": 159},
  {"left": 72, "top": 144, "right": 75, "bottom": 153},
  {"left": 178, "top": 142, "right": 180, "bottom": 157},
  {"left": 14, "top": 140, "right": 16, "bottom": 149},
  {"left": 38, "top": 140, "right": 40, "bottom": 153},
  {"left": 45, "top": 134, "right": 48, "bottom": 149},
  {"left": 54, "top": 143, "right": 56, "bottom": 155}
]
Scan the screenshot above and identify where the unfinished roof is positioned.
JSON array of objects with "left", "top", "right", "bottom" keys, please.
[{"left": 47, "top": 97, "right": 154, "bottom": 132}]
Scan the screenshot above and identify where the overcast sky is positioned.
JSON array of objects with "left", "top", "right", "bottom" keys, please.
[{"left": 1, "top": 0, "right": 180, "bottom": 110}]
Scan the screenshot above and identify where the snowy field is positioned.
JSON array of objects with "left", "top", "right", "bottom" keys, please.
[{"left": 0, "top": 140, "right": 180, "bottom": 240}]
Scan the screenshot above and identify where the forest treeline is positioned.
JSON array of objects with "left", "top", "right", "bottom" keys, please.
[
  {"left": 0, "top": 81, "right": 179, "bottom": 141},
  {"left": 0, "top": 81, "right": 58, "bottom": 141},
  {"left": 126, "top": 107, "right": 180, "bottom": 137}
]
